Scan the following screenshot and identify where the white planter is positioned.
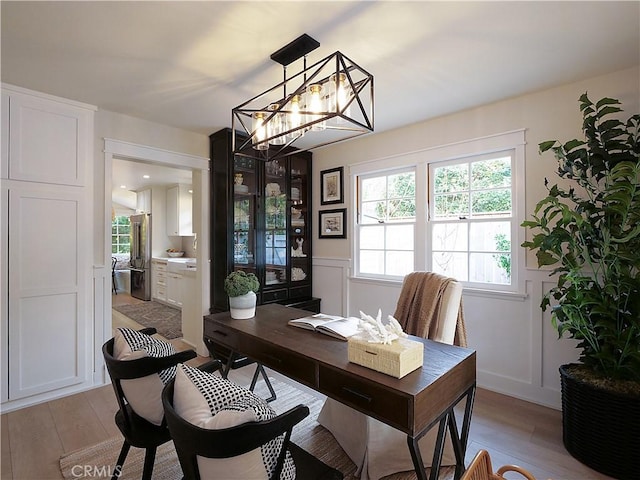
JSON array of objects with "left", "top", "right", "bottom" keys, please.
[{"left": 228, "top": 291, "right": 257, "bottom": 319}]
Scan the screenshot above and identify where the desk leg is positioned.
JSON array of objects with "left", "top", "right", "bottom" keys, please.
[
  {"left": 249, "top": 364, "right": 277, "bottom": 402},
  {"left": 222, "top": 353, "right": 235, "bottom": 379},
  {"left": 407, "top": 383, "right": 476, "bottom": 480},
  {"left": 407, "top": 414, "right": 448, "bottom": 480},
  {"left": 448, "top": 384, "right": 477, "bottom": 480}
]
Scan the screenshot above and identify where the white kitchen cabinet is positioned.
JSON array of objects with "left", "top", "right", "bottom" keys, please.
[
  {"left": 1, "top": 84, "right": 95, "bottom": 407},
  {"left": 136, "top": 188, "right": 151, "bottom": 213},
  {"left": 166, "top": 272, "right": 183, "bottom": 308},
  {"left": 151, "top": 259, "right": 167, "bottom": 302},
  {"left": 166, "top": 184, "right": 192, "bottom": 236}
]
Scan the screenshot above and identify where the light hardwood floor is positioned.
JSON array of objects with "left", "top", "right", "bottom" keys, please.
[{"left": 1, "top": 294, "right": 613, "bottom": 480}]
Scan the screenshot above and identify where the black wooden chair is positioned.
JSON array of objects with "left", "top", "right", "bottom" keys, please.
[
  {"left": 162, "top": 377, "right": 344, "bottom": 480},
  {"left": 102, "top": 327, "right": 197, "bottom": 480}
]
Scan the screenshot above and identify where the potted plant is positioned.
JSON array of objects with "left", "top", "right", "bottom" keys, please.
[
  {"left": 224, "top": 270, "right": 260, "bottom": 319},
  {"left": 522, "top": 93, "right": 639, "bottom": 479}
]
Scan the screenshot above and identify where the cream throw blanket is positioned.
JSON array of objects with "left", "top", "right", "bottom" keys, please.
[{"left": 394, "top": 271, "right": 468, "bottom": 347}]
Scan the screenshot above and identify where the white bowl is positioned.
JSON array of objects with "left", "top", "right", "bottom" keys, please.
[{"left": 167, "top": 251, "right": 184, "bottom": 257}]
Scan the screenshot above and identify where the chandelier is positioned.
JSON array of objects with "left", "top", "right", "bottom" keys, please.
[{"left": 232, "top": 34, "right": 374, "bottom": 161}]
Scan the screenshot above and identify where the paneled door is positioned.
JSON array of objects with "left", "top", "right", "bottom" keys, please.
[{"left": 7, "top": 183, "right": 89, "bottom": 399}]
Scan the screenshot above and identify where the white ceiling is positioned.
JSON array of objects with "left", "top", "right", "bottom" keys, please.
[
  {"left": 2, "top": 1, "right": 639, "bottom": 201},
  {"left": 111, "top": 158, "right": 192, "bottom": 211}
]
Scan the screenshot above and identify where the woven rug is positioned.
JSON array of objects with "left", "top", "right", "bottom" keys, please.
[
  {"left": 60, "top": 377, "right": 453, "bottom": 480},
  {"left": 112, "top": 301, "right": 182, "bottom": 339}
]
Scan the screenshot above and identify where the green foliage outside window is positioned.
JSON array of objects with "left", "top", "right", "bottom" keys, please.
[
  {"left": 368, "top": 172, "right": 416, "bottom": 221},
  {"left": 492, "top": 233, "right": 512, "bottom": 279}
]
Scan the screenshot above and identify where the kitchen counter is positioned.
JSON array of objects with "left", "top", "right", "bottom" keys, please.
[{"left": 152, "top": 257, "right": 197, "bottom": 272}]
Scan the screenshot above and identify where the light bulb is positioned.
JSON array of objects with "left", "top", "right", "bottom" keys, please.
[
  {"left": 307, "top": 83, "right": 326, "bottom": 131},
  {"left": 331, "top": 72, "right": 351, "bottom": 121},
  {"left": 289, "top": 95, "right": 303, "bottom": 139},
  {"left": 267, "top": 103, "right": 286, "bottom": 145},
  {"left": 252, "top": 112, "right": 268, "bottom": 150}
]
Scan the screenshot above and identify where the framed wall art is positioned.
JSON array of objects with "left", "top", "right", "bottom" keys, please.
[
  {"left": 319, "top": 208, "right": 346, "bottom": 239},
  {"left": 320, "top": 166, "right": 344, "bottom": 205}
]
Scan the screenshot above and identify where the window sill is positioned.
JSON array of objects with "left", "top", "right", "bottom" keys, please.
[{"left": 350, "top": 276, "right": 528, "bottom": 301}]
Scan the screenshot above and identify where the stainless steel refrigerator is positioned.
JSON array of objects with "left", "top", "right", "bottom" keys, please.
[{"left": 129, "top": 213, "right": 151, "bottom": 300}]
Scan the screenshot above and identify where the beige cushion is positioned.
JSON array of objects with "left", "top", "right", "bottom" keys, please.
[
  {"left": 113, "top": 328, "right": 177, "bottom": 426},
  {"left": 173, "top": 364, "right": 295, "bottom": 480}
]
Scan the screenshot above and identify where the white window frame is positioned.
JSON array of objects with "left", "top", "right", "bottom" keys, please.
[
  {"left": 428, "top": 150, "right": 516, "bottom": 292},
  {"left": 112, "top": 215, "right": 131, "bottom": 254},
  {"left": 350, "top": 129, "right": 526, "bottom": 295},
  {"left": 355, "top": 166, "right": 417, "bottom": 281}
]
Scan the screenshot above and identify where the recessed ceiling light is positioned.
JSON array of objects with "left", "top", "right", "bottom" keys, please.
[
  {"left": 143, "top": 174, "right": 150, "bottom": 179},
  {"left": 120, "top": 185, "right": 127, "bottom": 189}
]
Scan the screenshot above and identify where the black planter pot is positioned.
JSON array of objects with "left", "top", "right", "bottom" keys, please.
[{"left": 560, "top": 364, "right": 640, "bottom": 480}]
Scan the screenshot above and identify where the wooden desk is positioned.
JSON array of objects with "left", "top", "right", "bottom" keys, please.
[{"left": 204, "top": 303, "right": 476, "bottom": 480}]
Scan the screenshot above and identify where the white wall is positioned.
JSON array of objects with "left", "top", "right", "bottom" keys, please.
[{"left": 311, "top": 66, "right": 640, "bottom": 408}]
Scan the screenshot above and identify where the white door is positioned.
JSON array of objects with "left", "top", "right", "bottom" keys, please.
[{"left": 7, "top": 184, "right": 89, "bottom": 399}]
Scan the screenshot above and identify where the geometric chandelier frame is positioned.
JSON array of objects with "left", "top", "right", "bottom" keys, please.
[{"left": 232, "top": 34, "right": 374, "bottom": 161}]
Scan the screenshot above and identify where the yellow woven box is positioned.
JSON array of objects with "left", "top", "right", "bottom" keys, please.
[{"left": 347, "top": 335, "right": 424, "bottom": 378}]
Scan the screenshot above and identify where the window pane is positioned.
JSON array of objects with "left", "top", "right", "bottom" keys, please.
[
  {"left": 432, "top": 223, "right": 467, "bottom": 251},
  {"left": 388, "top": 199, "right": 416, "bottom": 220},
  {"left": 386, "top": 225, "right": 414, "bottom": 250},
  {"left": 434, "top": 164, "right": 468, "bottom": 193},
  {"left": 360, "top": 225, "right": 384, "bottom": 249},
  {"left": 471, "top": 189, "right": 511, "bottom": 216},
  {"left": 387, "top": 172, "right": 415, "bottom": 198},
  {"left": 434, "top": 193, "right": 469, "bottom": 218},
  {"left": 432, "top": 251, "right": 468, "bottom": 281},
  {"left": 360, "top": 250, "right": 384, "bottom": 275},
  {"left": 469, "top": 222, "right": 511, "bottom": 252},
  {"left": 470, "top": 252, "right": 511, "bottom": 284},
  {"left": 386, "top": 251, "right": 414, "bottom": 276},
  {"left": 361, "top": 200, "right": 385, "bottom": 224},
  {"left": 357, "top": 168, "right": 417, "bottom": 279},
  {"left": 471, "top": 157, "right": 511, "bottom": 189},
  {"left": 361, "top": 176, "right": 386, "bottom": 201}
]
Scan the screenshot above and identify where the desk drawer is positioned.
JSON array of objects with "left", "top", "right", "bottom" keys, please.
[
  {"left": 319, "top": 365, "right": 410, "bottom": 431},
  {"left": 204, "top": 323, "right": 242, "bottom": 351},
  {"left": 246, "top": 342, "right": 316, "bottom": 387}
]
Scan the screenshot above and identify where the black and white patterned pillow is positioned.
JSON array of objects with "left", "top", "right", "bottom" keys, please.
[
  {"left": 113, "top": 327, "right": 177, "bottom": 425},
  {"left": 174, "top": 363, "right": 296, "bottom": 480}
]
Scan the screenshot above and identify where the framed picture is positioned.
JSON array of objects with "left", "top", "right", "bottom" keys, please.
[
  {"left": 320, "top": 167, "right": 344, "bottom": 205},
  {"left": 319, "top": 208, "right": 346, "bottom": 239}
]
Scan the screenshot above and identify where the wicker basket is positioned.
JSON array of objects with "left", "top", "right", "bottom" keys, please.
[{"left": 560, "top": 364, "right": 640, "bottom": 480}]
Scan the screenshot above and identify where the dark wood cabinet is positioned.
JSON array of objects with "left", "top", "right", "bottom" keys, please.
[{"left": 209, "top": 128, "right": 318, "bottom": 314}]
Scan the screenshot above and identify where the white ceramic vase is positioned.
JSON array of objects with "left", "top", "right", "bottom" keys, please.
[{"left": 228, "top": 291, "right": 257, "bottom": 319}]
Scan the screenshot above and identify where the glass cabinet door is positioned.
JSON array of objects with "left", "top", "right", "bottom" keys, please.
[
  {"left": 233, "top": 156, "right": 257, "bottom": 275},
  {"left": 290, "top": 155, "right": 309, "bottom": 285},
  {"left": 264, "top": 159, "right": 287, "bottom": 286}
]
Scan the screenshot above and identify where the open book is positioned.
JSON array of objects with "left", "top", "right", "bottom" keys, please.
[{"left": 288, "top": 313, "right": 360, "bottom": 341}]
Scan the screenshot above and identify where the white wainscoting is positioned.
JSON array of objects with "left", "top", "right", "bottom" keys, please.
[
  {"left": 312, "top": 257, "right": 350, "bottom": 316},
  {"left": 313, "top": 257, "right": 579, "bottom": 409}
]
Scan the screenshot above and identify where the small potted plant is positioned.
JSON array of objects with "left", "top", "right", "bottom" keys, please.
[{"left": 224, "top": 270, "right": 260, "bottom": 319}]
